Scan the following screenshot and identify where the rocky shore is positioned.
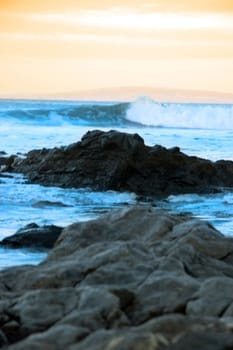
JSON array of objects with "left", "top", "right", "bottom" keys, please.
[
  {"left": 0, "top": 224, "right": 63, "bottom": 249},
  {"left": 2, "top": 130, "right": 233, "bottom": 348},
  {"left": 0, "top": 207, "right": 233, "bottom": 349},
  {"left": 2, "top": 129, "right": 233, "bottom": 198}
]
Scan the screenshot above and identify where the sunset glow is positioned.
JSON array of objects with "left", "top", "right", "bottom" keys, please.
[{"left": 0, "top": 0, "right": 233, "bottom": 99}]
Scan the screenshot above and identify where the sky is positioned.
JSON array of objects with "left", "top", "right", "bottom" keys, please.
[{"left": 0, "top": 0, "right": 233, "bottom": 98}]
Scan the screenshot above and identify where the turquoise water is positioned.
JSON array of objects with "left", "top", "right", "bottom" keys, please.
[{"left": 0, "top": 97, "right": 233, "bottom": 267}]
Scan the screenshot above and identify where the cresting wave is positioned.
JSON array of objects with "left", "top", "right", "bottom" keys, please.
[
  {"left": 0, "top": 100, "right": 131, "bottom": 127},
  {"left": 0, "top": 97, "right": 233, "bottom": 129},
  {"left": 126, "top": 97, "right": 233, "bottom": 129}
]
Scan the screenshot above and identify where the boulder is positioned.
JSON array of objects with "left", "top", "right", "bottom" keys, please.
[
  {"left": 0, "top": 207, "right": 232, "bottom": 348},
  {"left": 0, "top": 223, "right": 63, "bottom": 249},
  {"left": 0, "top": 155, "right": 18, "bottom": 171},
  {"left": 4, "top": 130, "right": 233, "bottom": 197}
]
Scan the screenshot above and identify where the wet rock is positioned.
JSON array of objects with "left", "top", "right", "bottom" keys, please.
[
  {"left": 5, "top": 129, "right": 233, "bottom": 197},
  {"left": 0, "top": 223, "right": 63, "bottom": 249},
  {"left": 0, "top": 155, "right": 18, "bottom": 171},
  {"left": 0, "top": 330, "right": 8, "bottom": 347},
  {"left": 0, "top": 207, "right": 233, "bottom": 348},
  {"left": 32, "top": 201, "right": 71, "bottom": 208},
  {"left": 186, "top": 277, "right": 233, "bottom": 317}
]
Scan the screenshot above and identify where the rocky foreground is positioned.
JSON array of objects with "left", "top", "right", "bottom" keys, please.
[
  {"left": 1, "top": 207, "right": 233, "bottom": 348},
  {"left": 0, "top": 224, "right": 63, "bottom": 249},
  {"left": 3, "top": 129, "right": 233, "bottom": 197}
]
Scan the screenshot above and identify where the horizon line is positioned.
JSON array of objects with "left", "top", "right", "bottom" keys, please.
[{"left": 1, "top": 86, "right": 233, "bottom": 104}]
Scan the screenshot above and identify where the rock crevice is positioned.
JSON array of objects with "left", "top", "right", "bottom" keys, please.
[{"left": 0, "top": 207, "right": 233, "bottom": 348}]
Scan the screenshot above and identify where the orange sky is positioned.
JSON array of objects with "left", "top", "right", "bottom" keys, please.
[{"left": 0, "top": 0, "right": 233, "bottom": 99}]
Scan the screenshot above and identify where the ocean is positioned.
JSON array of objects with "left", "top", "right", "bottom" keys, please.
[{"left": 1, "top": 97, "right": 233, "bottom": 268}]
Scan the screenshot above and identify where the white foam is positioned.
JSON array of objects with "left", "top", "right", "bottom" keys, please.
[
  {"left": 0, "top": 174, "right": 137, "bottom": 238},
  {"left": 126, "top": 96, "right": 233, "bottom": 129},
  {"left": 160, "top": 192, "right": 233, "bottom": 236}
]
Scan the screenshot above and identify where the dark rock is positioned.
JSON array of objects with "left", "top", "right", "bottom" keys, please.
[
  {"left": 32, "top": 201, "right": 71, "bottom": 208},
  {"left": 166, "top": 330, "right": 233, "bottom": 350},
  {"left": 0, "top": 207, "right": 233, "bottom": 348},
  {"left": 0, "top": 330, "right": 8, "bottom": 347},
  {"left": 186, "top": 277, "right": 233, "bottom": 317},
  {"left": 0, "top": 173, "right": 15, "bottom": 180},
  {"left": 5, "top": 129, "right": 233, "bottom": 198},
  {"left": 0, "top": 155, "right": 18, "bottom": 171},
  {"left": 0, "top": 223, "right": 63, "bottom": 249}
]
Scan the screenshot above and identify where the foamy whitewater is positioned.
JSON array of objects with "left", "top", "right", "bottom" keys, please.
[{"left": 1, "top": 97, "right": 233, "bottom": 268}]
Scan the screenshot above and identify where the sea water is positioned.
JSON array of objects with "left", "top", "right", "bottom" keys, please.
[{"left": 0, "top": 96, "right": 233, "bottom": 268}]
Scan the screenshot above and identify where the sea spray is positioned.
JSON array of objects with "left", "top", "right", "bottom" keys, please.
[
  {"left": 1, "top": 97, "right": 233, "bottom": 129},
  {"left": 1, "top": 98, "right": 233, "bottom": 269},
  {"left": 126, "top": 96, "right": 233, "bottom": 129}
]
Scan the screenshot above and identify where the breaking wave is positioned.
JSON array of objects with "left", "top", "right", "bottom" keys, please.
[
  {"left": 0, "top": 97, "right": 233, "bottom": 129},
  {"left": 126, "top": 97, "right": 233, "bottom": 129},
  {"left": 0, "top": 99, "right": 131, "bottom": 127}
]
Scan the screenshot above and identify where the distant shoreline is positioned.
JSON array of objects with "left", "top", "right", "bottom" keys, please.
[
  {"left": 69, "top": 87, "right": 233, "bottom": 104},
  {"left": 1, "top": 86, "right": 233, "bottom": 104}
]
